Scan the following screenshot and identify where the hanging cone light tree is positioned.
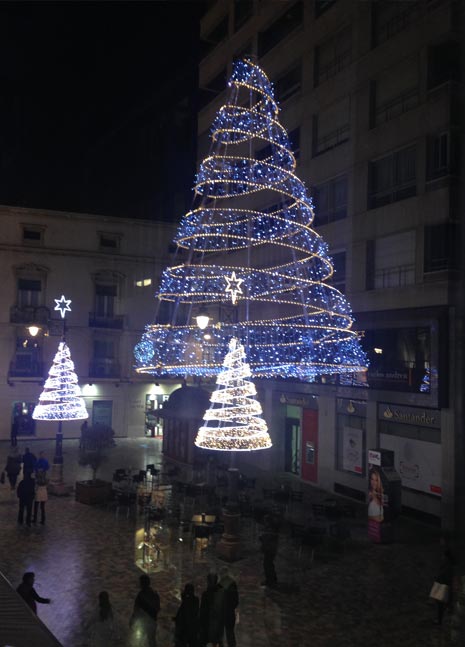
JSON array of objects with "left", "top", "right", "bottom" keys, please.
[
  {"left": 134, "top": 59, "right": 368, "bottom": 382},
  {"left": 33, "top": 341, "right": 88, "bottom": 421},
  {"left": 195, "top": 337, "right": 272, "bottom": 451}
]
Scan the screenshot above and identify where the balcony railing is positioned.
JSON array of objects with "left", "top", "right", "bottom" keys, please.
[
  {"left": 88, "top": 313, "right": 124, "bottom": 330},
  {"left": 89, "top": 359, "right": 121, "bottom": 378},
  {"left": 10, "top": 305, "right": 50, "bottom": 326},
  {"left": 9, "top": 359, "right": 44, "bottom": 378}
]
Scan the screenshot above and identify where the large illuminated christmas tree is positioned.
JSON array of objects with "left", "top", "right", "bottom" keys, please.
[
  {"left": 196, "top": 338, "right": 272, "bottom": 451},
  {"left": 135, "top": 59, "right": 367, "bottom": 381},
  {"left": 33, "top": 341, "right": 88, "bottom": 421}
]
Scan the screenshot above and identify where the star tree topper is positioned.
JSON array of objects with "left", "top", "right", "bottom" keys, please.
[
  {"left": 54, "top": 294, "right": 72, "bottom": 319},
  {"left": 224, "top": 271, "right": 243, "bottom": 305}
]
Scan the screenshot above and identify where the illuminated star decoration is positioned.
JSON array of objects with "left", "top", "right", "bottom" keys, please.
[
  {"left": 224, "top": 271, "right": 244, "bottom": 305},
  {"left": 54, "top": 295, "right": 72, "bottom": 319}
]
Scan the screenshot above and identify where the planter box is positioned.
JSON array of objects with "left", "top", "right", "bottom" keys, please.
[{"left": 75, "top": 479, "right": 113, "bottom": 505}]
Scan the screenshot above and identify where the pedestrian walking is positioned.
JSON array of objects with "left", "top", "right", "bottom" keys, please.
[
  {"left": 4, "top": 446, "right": 22, "bottom": 490},
  {"left": 199, "top": 573, "right": 224, "bottom": 647},
  {"left": 35, "top": 450, "right": 50, "bottom": 473},
  {"left": 173, "top": 582, "right": 199, "bottom": 647},
  {"left": 10, "top": 417, "right": 18, "bottom": 447},
  {"left": 259, "top": 515, "right": 279, "bottom": 588},
  {"left": 85, "top": 590, "right": 121, "bottom": 647},
  {"left": 17, "top": 472, "right": 35, "bottom": 527},
  {"left": 16, "top": 572, "right": 51, "bottom": 615},
  {"left": 129, "top": 574, "right": 160, "bottom": 647},
  {"left": 22, "top": 447, "right": 37, "bottom": 476},
  {"left": 218, "top": 567, "right": 239, "bottom": 647},
  {"left": 33, "top": 468, "right": 48, "bottom": 524}
]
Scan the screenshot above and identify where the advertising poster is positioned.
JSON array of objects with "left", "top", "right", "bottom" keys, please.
[
  {"left": 380, "top": 433, "right": 442, "bottom": 496},
  {"left": 342, "top": 426, "right": 363, "bottom": 474}
]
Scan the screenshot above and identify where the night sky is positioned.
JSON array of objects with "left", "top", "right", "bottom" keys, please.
[{"left": 0, "top": 1, "right": 206, "bottom": 220}]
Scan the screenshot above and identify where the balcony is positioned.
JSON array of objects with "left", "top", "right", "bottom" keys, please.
[
  {"left": 89, "top": 359, "right": 121, "bottom": 379},
  {"left": 88, "top": 313, "right": 124, "bottom": 330},
  {"left": 10, "top": 305, "right": 50, "bottom": 326},
  {"left": 9, "top": 357, "right": 44, "bottom": 379}
]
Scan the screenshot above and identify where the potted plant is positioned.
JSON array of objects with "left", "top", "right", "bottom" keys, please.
[{"left": 75, "top": 422, "right": 115, "bottom": 504}]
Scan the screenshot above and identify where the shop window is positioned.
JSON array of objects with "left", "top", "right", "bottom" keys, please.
[
  {"left": 313, "top": 175, "right": 347, "bottom": 226},
  {"left": 314, "top": 25, "right": 351, "bottom": 87},
  {"left": 363, "top": 327, "right": 431, "bottom": 392},
  {"left": 145, "top": 393, "right": 169, "bottom": 437},
  {"left": 91, "top": 400, "right": 113, "bottom": 427},
  {"left": 336, "top": 400, "right": 366, "bottom": 476},
  {"left": 424, "top": 223, "right": 456, "bottom": 273},
  {"left": 257, "top": 2, "right": 303, "bottom": 58},
  {"left": 200, "top": 16, "right": 228, "bottom": 59},
  {"left": 368, "top": 145, "right": 416, "bottom": 209}
]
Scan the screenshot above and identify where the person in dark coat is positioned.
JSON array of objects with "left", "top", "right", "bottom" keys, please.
[
  {"left": 17, "top": 472, "right": 35, "bottom": 526},
  {"left": 174, "top": 582, "right": 199, "bottom": 647},
  {"left": 16, "top": 572, "right": 51, "bottom": 614},
  {"left": 130, "top": 574, "right": 160, "bottom": 647},
  {"left": 259, "top": 515, "right": 279, "bottom": 588},
  {"left": 219, "top": 567, "right": 239, "bottom": 647},
  {"left": 4, "top": 446, "right": 22, "bottom": 490},
  {"left": 22, "top": 447, "right": 37, "bottom": 476},
  {"left": 199, "top": 573, "right": 224, "bottom": 647}
]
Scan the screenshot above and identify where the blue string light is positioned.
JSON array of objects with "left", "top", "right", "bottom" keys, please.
[{"left": 134, "top": 59, "right": 368, "bottom": 381}]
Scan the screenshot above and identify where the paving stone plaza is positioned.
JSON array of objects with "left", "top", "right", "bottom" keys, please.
[{"left": 0, "top": 438, "right": 451, "bottom": 646}]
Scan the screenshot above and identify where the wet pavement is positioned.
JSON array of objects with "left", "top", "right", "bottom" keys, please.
[{"left": 0, "top": 438, "right": 450, "bottom": 646}]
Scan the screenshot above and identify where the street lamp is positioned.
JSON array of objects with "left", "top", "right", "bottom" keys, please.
[
  {"left": 28, "top": 325, "right": 40, "bottom": 337},
  {"left": 195, "top": 308, "right": 210, "bottom": 330}
]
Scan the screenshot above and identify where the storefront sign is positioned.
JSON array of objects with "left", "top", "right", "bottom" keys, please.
[
  {"left": 378, "top": 403, "right": 440, "bottom": 428},
  {"left": 279, "top": 393, "right": 315, "bottom": 408}
]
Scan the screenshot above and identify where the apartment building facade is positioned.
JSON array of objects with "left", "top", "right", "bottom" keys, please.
[
  {"left": 197, "top": 0, "right": 464, "bottom": 528},
  {"left": 0, "top": 206, "right": 182, "bottom": 444}
]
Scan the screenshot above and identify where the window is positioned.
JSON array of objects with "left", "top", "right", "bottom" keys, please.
[
  {"left": 372, "top": 1, "right": 422, "bottom": 47},
  {"left": 424, "top": 223, "right": 456, "bottom": 273},
  {"left": 257, "top": 2, "right": 303, "bottom": 58},
  {"left": 198, "top": 67, "right": 227, "bottom": 111},
  {"left": 90, "top": 339, "right": 119, "bottom": 378},
  {"left": 315, "top": 0, "right": 336, "bottom": 18},
  {"left": 200, "top": 16, "right": 228, "bottom": 59},
  {"left": 135, "top": 278, "right": 152, "bottom": 288},
  {"left": 367, "top": 230, "right": 415, "bottom": 289},
  {"left": 18, "top": 278, "right": 41, "bottom": 308},
  {"left": 99, "top": 232, "right": 120, "bottom": 252},
  {"left": 22, "top": 225, "right": 44, "bottom": 245},
  {"left": 368, "top": 145, "right": 416, "bottom": 209},
  {"left": 234, "top": 0, "right": 253, "bottom": 31},
  {"left": 312, "top": 97, "right": 350, "bottom": 156},
  {"left": 313, "top": 175, "right": 347, "bottom": 226},
  {"left": 427, "top": 41, "right": 460, "bottom": 90},
  {"left": 426, "top": 132, "right": 457, "bottom": 182},
  {"left": 10, "top": 336, "right": 43, "bottom": 378},
  {"left": 329, "top": 251, "right": 346, "bottom": 293},
  {"left": 288, "top": 127, "right": 300, "bottom": 160},
  {"left": 314, "top": 25, "right": 351, "bottom": 87},
  {"left": 275, "top": 63, "right": 301, "bottom": 103},
  {"left": 95, "top": 284, "right": 116, "bottom": 317},
  {"left": 371, "top": 59, "right": 419, "bottom": 128}
]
